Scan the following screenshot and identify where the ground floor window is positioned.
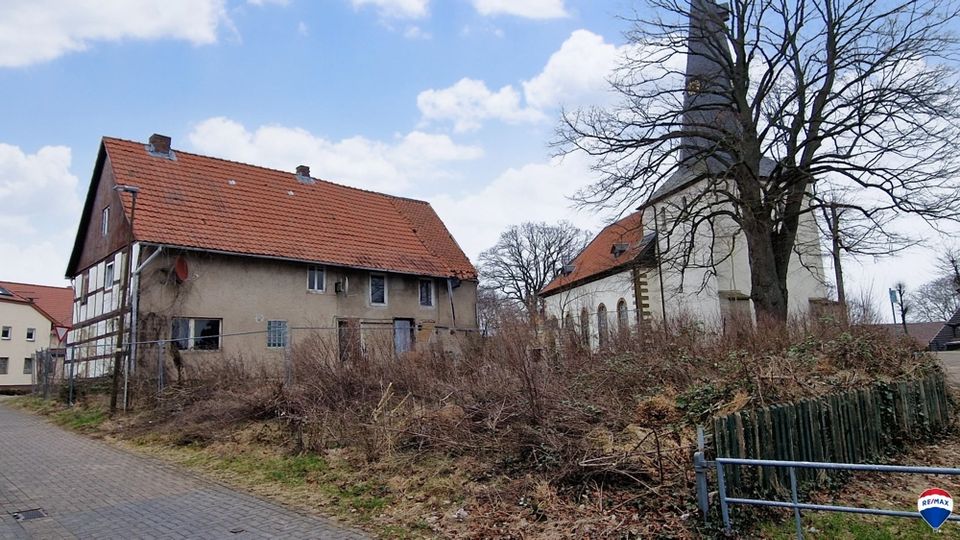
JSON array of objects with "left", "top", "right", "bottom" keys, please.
[
  {"left": 267, "top": 320, "right": 288, "bottom": 348},
  {"left": 171, "top": 317, "right": 221, "bottom": 350},
  {"left": 0, "top": 357, "right": 7, "bottom": 374},
  {"left": 23, "top": 357, "right": 33, "bottom": 375}
]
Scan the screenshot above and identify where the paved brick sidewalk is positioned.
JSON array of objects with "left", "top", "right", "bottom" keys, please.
[{"left": 0, "top": 400, "right": 367, "bottom": 539}]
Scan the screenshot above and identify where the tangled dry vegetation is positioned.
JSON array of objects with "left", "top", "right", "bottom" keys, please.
[{"left": 117, "top": 315, "right": 937, "bottom": 538}]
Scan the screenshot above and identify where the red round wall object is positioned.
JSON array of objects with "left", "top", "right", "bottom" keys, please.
[{"left": 174, "top": 256, "right": 189, "bottom": 283}]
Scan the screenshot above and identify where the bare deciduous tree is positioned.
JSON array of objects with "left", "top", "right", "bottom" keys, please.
[
  {"left": 910, "top": 275, "right": 960, "bottom": 322},
  {"left": 558, "top": 0, "right": 960, "bottom": 322},
  {"left": 815, "top": 196, "right": 915, "bottom": 307},
  {"left": 478, "top": 221, "right": 591, "bottom": 316}
]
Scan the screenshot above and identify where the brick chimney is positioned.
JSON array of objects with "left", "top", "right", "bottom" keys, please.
[
  {"left": 296, "top": 165, "right": 310, "bottom": 177},
  {"left": 149, "top": 133, "right": 172, "bottom": 155}
]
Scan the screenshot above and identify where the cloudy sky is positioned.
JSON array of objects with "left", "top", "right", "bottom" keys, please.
[{"left": 0, "top": 0, "right": 951, "bottom": 321}]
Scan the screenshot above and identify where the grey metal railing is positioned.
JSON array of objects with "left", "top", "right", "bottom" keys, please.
[{"left": 694, "top": 444, "right": 960, "bottom": 538}]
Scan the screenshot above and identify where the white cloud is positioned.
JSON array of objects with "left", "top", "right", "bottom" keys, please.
[
  {"left": 403, "top": 25, "right": 431, "bottom": 40},
  {"left": 418, "top": 30, "right": 630, "bottom": 131},
  {"left": 350, "top": 0, "right": 429, "bottom": 19},
  {"left": 471, "top": 0, "right": 568, "bottom": 19},
  {"left": 429, "top": 153, "right": 604, "bottom": 258},
  {"left": 187, "top": 117, "right": 482, "bottom": 193},
  {"left": 0, "top": 143, "right": 83, "bottom": 285},
  {"left": 0, "top": 0, "right": 231, "bottom": 68},
  {"left": 522, "top": 29, "right": 623, "bottom": 110},
  {"left": 417, "top": 78, "right": 545, "bottom": 132},
  {"left": 248, "top": 0, "right": 288, "bottom": 5}
]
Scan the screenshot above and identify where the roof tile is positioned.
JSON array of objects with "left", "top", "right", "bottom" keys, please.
[
  {"left": 541, "top": 212, "right": 652, "bottom": 295},
  {"left": 102, "top": 138, "right": 476, "bottom": 279}
]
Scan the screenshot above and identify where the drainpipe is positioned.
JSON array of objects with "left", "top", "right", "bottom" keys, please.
[{"left": 128, "top": 245, "right": 164, "bottom": 372}]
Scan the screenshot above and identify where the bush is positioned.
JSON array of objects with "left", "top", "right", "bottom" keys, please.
[{"left": 126, "top": 313, "right": 939, "bottom": 537}]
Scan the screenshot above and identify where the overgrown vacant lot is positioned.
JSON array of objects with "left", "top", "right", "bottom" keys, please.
[{"left": 25, "top": 318, "right": 946, "bottom": 538}]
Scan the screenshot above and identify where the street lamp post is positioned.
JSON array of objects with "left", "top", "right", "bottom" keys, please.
[{"left": 110, "top": 184, "right": 139, "bottom": 414}]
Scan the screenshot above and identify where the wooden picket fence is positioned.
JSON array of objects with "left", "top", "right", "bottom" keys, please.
[{"left": 711, "top": 371, "right": 952, "bottom": 496}]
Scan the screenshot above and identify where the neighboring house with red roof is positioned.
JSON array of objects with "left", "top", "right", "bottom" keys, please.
[
  {"left": 0, "top": 281, "right": 73, "bottom": 390},
  {"left": 65, "top": 134, "right": 477, "bottom": 378}
]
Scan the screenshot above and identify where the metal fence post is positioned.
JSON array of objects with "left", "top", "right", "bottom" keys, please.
[
  {"left": 789, "top": 466, "right": 802, "bottom": 539},
  {"left": 694, "top": 426, "right": 710, "bottom": 523},
  {"left": 158, "top": 341, "right": 165, "bottom": 396},
  {"left": 68, "top": 357, "right": 75, "bottom": 406},
  {"left": 283, "top": 325, "right": 292, "bottom": 387},
  {"left": 716, "top": 459, "right": 731, "bottom": 534}
]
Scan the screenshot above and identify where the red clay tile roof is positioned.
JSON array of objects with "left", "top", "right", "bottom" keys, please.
[
  {"left": 540, "top": 212, "right": 653, "bottom": 296},
  {"left": 0, "top": 281, "right": 73, "bottom": 328},
  {"left": 871, "top": 322, "right": 945, "bottom": 349},
  {"left": 98, "top": 137, "right": 476, "bottom": 279}
]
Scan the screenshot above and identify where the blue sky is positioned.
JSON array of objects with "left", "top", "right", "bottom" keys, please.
[{"left": 0, "top": 0, "right": 949, "bottom": 321}]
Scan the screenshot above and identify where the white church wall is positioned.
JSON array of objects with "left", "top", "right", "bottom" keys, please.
[{"left": 543, "top": 270, "right": 638, "bottom": 349}]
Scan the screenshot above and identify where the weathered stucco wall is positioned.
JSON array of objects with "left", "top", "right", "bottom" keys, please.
[{"left": 135, "top": 248, "right": 478, "bottom": 369}]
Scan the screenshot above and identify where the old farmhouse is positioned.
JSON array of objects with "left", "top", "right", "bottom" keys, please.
[{"left": 65, "top": 134, "right": 478, "bottom": 378}]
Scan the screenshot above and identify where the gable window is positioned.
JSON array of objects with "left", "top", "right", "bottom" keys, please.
[
  {"left": 23, "top": 357, "right": 33, "bottom": 375},
  {"left": 308, "top": 265, "right": 325, "bottom": 292},
  {"left": 26, "top": 328, "right": 35, "bottom": 342},
  {"left": 370, "top": 274, "right": 387, "bottom": 305},
  {"left": 267, "top": 320, "right": 288, "bottom": 348},
  {"left": 597, "top": 304, "right": 609, "bottom": 348},
  {"left": 419, "top": 279, "right": 434, "bottom": 307},
  {"left": 101, "top": 206, "right": 110, "bottom": 237},
  {"left": 0, "top": 326, "right": 10, "bottom": 340},
  {"left": 104, "top": 262, "right": 115, "bottom": 286},
  {"left": 0, "top": 358, "right": 6, "bottom": 374},
  {"left": 171, "top": 317, "right": 221, "bottom": 350}
]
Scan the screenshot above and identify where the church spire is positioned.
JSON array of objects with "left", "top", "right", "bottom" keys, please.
[{"left": 680, "top": 0, "right": 736, "bottom": 166}]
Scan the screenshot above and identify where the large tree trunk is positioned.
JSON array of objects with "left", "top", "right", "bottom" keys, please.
[{"left": 742, "top": 221, "right": 789, "bottom": 321}]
